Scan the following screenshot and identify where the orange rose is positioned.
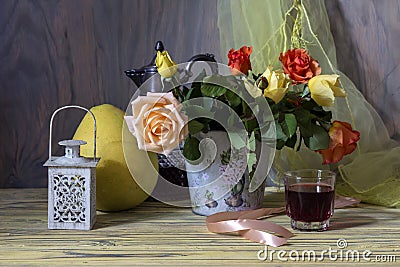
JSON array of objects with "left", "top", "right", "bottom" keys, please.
[
  {"left": 318, "top": 121, "right": 360, "bottom": 164},
  {"left": 227, "top": 46, "right": 253, "bottom": 76},
  {"left": 279, "top": 48, "right": 321, "bottom": 84}
]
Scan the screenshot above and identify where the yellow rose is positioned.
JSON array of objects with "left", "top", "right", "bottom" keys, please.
[
  {"left": 155, "top": 50, "right": 178, "bottom": 78},
  {"left": 308, "top": 74, "right": 346, "bottom": 106},
  {"left": 124, "top": 92, "right": 188, "bottom": 155},
  {"left": 256, "top": 66, "right": 291, "bottom": 103}
]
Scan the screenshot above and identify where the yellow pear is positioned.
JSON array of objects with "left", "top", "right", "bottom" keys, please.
[{"left": 73, "top": 104, "right": 158, "bottom": 211}]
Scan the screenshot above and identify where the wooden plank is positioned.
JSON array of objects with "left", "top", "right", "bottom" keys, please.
[{"left": 0, "top": 188, "right": 399, "bottom": 265}]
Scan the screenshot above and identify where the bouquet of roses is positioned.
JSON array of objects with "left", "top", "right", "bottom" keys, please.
[
  {"left": 124, "top": 46, "right": 360, "bottom": 171},
  {"left": 228, "top": 46, "right": 360, "bottom": 164}
]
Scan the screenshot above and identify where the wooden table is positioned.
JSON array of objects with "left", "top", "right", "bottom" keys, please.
[{"left": 0, "top": 188, "right": 399, "bottom": 266}]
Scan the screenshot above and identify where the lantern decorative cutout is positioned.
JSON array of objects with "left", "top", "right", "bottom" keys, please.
[{"left": 44, "top": 105, "right": 99, "bottom": 230}]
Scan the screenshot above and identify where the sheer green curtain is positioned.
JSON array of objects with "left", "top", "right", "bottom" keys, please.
[{"left": 217, "top": 0, "right": 400, "bottom": 207}]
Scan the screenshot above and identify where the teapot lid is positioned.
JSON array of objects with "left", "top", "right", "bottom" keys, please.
[{"left": 133, "top": 41, "right": 165, "bottom": 74}]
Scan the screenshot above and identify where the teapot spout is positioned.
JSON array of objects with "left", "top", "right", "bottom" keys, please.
[
  {"left": 125, "top": 70, "right": 143, "bottom": 88},
  {"left": 125, "top": 41, "right": 165, "bottom": 88}
]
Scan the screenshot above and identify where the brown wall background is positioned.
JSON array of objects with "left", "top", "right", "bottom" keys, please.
[
  {"left": 0, "top": 0, "right": 399, "bottom": 188},
  {"left": 326, "top": 0, "right": 400, "bottom": 141}
]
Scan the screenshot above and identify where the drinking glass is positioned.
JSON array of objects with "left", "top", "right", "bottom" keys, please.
[{"left": 284, "top": 169, "right": 336, "bottom": 231}]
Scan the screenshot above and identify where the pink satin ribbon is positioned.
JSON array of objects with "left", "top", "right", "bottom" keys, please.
[
  {"left": 334, "top": 194, "right": 361, "bottom": 209},
  {"left": 206, "top": 195, "right": 360, "bottom": 247}
]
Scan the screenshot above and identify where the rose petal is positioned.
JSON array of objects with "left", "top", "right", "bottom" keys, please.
[
  {"left": 331, "top": 146, "right": 346, "bottom": 163},
  {"left": 318, "top": 120, "right": 360, "bottom": 164},
  {"left": 126, "top": 92, "right": 188, "bottom": 155},
  {"left": 124, "top": 116, "right": 136, "bottom": 136},
  {"left": 228, "top": 46, "right": 253, "bottom": 75}
]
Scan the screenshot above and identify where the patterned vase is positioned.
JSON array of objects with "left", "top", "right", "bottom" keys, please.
[{"left": 185, "top": 131, "right": 266, "bottom": 216}]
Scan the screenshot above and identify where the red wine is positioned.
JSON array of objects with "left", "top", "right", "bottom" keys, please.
[{"left": 285, "top": 183, "right": 335, "bottom": 222}]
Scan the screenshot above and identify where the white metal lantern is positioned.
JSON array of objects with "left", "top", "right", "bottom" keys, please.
[{"left": 44, "top": 105, "right": 99, "bottom": 230}]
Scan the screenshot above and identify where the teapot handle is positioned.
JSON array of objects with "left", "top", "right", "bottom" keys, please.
[
  {"left": 185, "top": 53, "right": 218, "bottom": 77},
  {"left": 188, "top": 53, "right": 216, "bottom": 63}
]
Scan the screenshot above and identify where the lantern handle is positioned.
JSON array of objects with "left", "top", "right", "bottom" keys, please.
[{"left": 48, "top": 105, "right": 97, "bottom": 161}]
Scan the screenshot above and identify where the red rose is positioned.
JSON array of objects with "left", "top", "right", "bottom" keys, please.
[
  {"left": 279, "top": 48, "right": 321, "bottom": 84},
  {"left": 227, "top": 46, "right": 253, "bottom": 76},
  {"left": 317, "top": 121, "right": 360, "bottom": 164}
]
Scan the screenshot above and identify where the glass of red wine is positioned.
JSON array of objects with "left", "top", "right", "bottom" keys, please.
[{"left": 284, "top": 169, "right": 336, "bottom": 231}]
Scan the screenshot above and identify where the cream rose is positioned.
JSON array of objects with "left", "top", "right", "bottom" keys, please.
[
  {"left": 124, "top": 92, "right": 188, "bottom": 155},
  {"left": 256, "top": 66, "right": 291, "bottom": 103},
  {"left": 308, "top": 74, "right": 346, "bottom": 106}
]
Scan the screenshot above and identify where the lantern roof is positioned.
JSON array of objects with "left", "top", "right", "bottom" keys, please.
[
  {"left": 43, "top": 157, "right": 99, "bottom": 167},
  {"left": 43, "top": 139, "right": 99, "bottom": 167}
]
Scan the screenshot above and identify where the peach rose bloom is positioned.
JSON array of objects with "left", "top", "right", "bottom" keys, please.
[
  {"left": 317, "top": 121, "right": 360, "bottom": 164},
  {"left": 124, "top": 92, "right": 188, "bottom": 155}
]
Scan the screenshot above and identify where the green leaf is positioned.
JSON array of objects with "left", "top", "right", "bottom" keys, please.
[
  {"left": 295, "top": 108, "right": 312, "bottom": 128},
  {"left": 204, "top": 74, "right": 238, "bottom": 88},
  {"left": 182, "top": 104, "right": 215, "bottom": 119},
  {"left": 302, "top": 100, "right": 332, "bottom": 123},
  {"left": 276, "top": 123, "right": 288, "bottom": 141},
  {"left": 188, "top": 120, "right": 204, "bottom": 135},
  {"left": 225, "top": 90, "right": 242, "bottom": 107},
  {"left": 285, "top": 132, "right": 297, "bottom": 148},
  {"left": 275, "top": 123, "right": 288, "bottom": 150},
  {"left": 182, "top": 85, "right": 190, "bottom": 97},
  {"left": 185, "top": 86, "right": 201, "bottom": 100},
  {"left": 245, "top": 118, "right": 258, "bottom": 133},
  {"left": 247, "top": 131, "right": 256, "bottom": 151},
  {"left": 295, "top": 109, "right": 313, "bottom": 138},
  {"left": 228, "top": 131, "right": 248, "bottom": 150},
  {"left": 303, "top": 124, "right": 330, "bottom": 150},
  {"left": 247, "top": 152, "right": 257, "bottom": 172},
  {"left": 186, "top": 70, "right": 207, "bottom": 101},
  {"left": 183, "top": 136, "right": 201, "bottom": 161},
  {"left": 252, "top": 73, "right": 261, "bottom": 81},
  {"left": 276, "top": 139, "right": 286, "bottom": 150},
  {"left": 200, "top": 83, "right": 227, "bottom": 98},
  {"left": 281, "top": 113, "right": 297, "bottom": 137}
]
